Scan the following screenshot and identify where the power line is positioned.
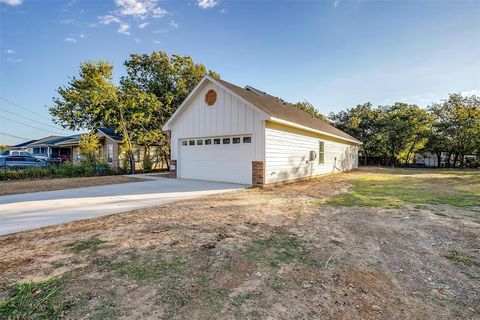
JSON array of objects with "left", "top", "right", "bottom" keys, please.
[
  {"left": 0, "top": 115, "right": 66, "bottom": 135},
  {"left": 0, "top": 108, "right": 71, "bottom": 132},
  {"left": 0, "top": 132, "right": 32, "bottom": 141},
  {"left": 0, "top": 96, "right": 53, "bottom": 121}
]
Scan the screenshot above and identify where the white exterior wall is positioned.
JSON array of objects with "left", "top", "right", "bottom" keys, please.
[
  {"left": 264, "top": 122, "right": 359, "bottom": 184},
  {"left": 169, "top": 80, "right": 266, "bottom": 162}
]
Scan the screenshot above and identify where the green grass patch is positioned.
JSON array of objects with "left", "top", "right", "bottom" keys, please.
[
  {"left": 0, "top": 278, "right": 74, "bottom": 319},
  {"left": 444, "top": 250, "right": 480, "bottom": 268},
  {"left": 245, "top": 230, "right": 316, "bottom": 268},
  {"left": 329, "top": 238, "right": 344, "bottom": 246},
  {"left": 66, "top": 237, "right": 106, "bottom": 252},
  {"left": 266, "top": 276, "right": 286, "bottom": 293},
  {"left": 90, "top": 299, "right": 119, "bottom": 320},
  {"left": 232, "top": 291, "right": 262, "bottom": 307},
  {"left": 326, "top": 171, "right": 480, "bottom": 208},
  {"left": 114, "top": 256, "right": 186, "bottom": 281}
]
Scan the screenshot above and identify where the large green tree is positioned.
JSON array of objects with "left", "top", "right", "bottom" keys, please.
[
  {"left": 50, "top": 61, "right": 162, "bottom": 173},
  {"left": 428, "top": 93, "right": 480, "bottom": 167},
  {"left": 293, "top": 101, "right": 326, "bottom": 121},
  {"left": 50, "top": 52, "right": 219, "bottom": 172},
  {"left": 121, "top": 51, "right": 219, "bottom": 166},
  {"left": 329, "top": 103, "right": 386, "bottom": 163}
]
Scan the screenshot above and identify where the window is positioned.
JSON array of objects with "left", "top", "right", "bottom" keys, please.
[
  {"left": 107, "top": 144, "right": 113, "bottom": 164},
  {"left": 189, "top": 140, "right": 195, "bottom": 146},
  {"left": 182, "top": 141, "right": 187, "bottom": 146},
  {"left": 232, "top": 137, "right": 240, "bottom": 144},
  {"left": 223, "top": 138, "right": 230, "bottom": 144},
  {"left": 205, "top": 139, "right": 212, "bottom": 145},
  {"left": 197, "top": 140, "right": 203, "bottom": 145},
  {"left": 214, "top": 139, "right": 221, "bottom": 145},
  {"left": 318, "top": 141, "right": 325, "bottom": 164},
  {"left": 243, "top": 137, "right": 252, "bottom": 143}
]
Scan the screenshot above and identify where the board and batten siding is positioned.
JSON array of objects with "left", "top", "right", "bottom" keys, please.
[
  {"left": 169, "top": 80, "right": 266, "bottom": 162},
  {"left": 264, "top": 121, "right": 359, "bottom": 184}
]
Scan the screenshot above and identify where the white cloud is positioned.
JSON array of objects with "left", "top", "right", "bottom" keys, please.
[
  {"left": 65, "top": 37, "right": 77, "bottom": 43},
  {"left": 118, "top": 23, "right": 131, "bottom": 35},
  {"left": 6, "top": 57, "right": 22, "bottom": 63},
  {"left": 153, "top": 40, "right": 161, "bottom": 44},
  {"left": 60, "top": 19, "right": 75, "bottom": 24},
  {"left": 170, "top": 20, "right": 178, "bottom": 28},
  {"left": 99, "top": 14, "right": 121, "bottom": 25},
  {"left": 79, "top": 33, "right": 86, "bottom": 38},
  {"left": 4, "top": 49, "right": 15, "bottom": 54},
  {"left": 115, "top": 0, "right": 166, "bottom": 19},
  {"left": 197, "top": 0, "right": 218, "bottom": 9},
  {"left": 220, "top": 8, "right": 226, "bottom": 14},
  {"left": 460, "top": 89, "right": 480, "bottom": 97},
  {"left": 99, "top": 14, "right": 130, "bottom": 35},
  {"left": 138, "top": 21, "right": 149, "bottom": 28},
  {"left": 0, "top": 0, "right": 23, "bottom": 6},
  {"left": 334, "top": 0, "right": 340, "bottom": 7}
]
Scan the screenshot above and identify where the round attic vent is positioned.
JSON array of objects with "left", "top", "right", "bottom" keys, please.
[{"left": 205, "top": 89, "right": 217, "bottom": 106}]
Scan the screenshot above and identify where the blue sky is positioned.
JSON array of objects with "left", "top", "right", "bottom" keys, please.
[{"left": 0, "top": 0, "right": 479, "bottom": 145}]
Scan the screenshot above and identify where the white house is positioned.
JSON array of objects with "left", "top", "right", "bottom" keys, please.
[{"left": 163, "top": 76, "right": 362, "bottom": 186}]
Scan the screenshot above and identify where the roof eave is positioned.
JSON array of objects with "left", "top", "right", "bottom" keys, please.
[{"left": 269, "top": 117, "right": 363, "bottom": 145}]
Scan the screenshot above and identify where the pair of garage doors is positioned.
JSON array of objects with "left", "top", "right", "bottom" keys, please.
[{"left": 179, "top": 135, "right": 254, "bottom": 185}]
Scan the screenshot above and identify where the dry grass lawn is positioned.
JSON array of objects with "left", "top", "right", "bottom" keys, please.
[
  {"left": 0, "top": 175, "right": 146, "bottom": 196},
  {"left": 0, "top": 167, "right": 479, "bottom": 319}
]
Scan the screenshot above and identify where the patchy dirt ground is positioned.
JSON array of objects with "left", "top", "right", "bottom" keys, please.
[
  {"left": 0, "top": 168, "right": 479, "bottom": 319},
  {"left": 0, "top": 175, "right": 145, "bottom": 196}
]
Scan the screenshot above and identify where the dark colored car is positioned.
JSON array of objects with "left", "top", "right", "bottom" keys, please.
[{"left": 0, "top": 155, "right": 47, "bottom": 170}]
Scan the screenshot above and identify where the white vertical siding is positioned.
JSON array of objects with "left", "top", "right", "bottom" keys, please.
[
  {"left": 170, "top": 80, "right": 265, "bottom": 162},
  {"left": 265, "top": 122, "right": 359, "bottom": 184}
]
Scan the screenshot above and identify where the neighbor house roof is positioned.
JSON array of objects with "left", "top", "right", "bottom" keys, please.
[
  {"left": 28, "top": 135, "right": 79, "bottom": 147},
  {"left": 98, "top": 128, "right": 122, "bottom": 141},
  {"left": 216, "top": 79, "right": 362, "bottom": 144},
  {"left": 12, "top": 139, "right": 39, "bottom": 148},
  {"left": 163, "top": 76, "right": 361, "bottom": 145}
]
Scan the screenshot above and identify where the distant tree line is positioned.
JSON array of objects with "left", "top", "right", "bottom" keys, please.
[{"left": 328, "top": 94, "right": 480, "bottom": 168}]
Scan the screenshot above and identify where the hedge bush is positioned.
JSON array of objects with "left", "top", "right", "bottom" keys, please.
[{"left": 0, "top": 160, "right": 117, "bottom": 181}]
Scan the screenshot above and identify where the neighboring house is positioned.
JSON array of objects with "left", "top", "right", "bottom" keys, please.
[
  {"left": 414, "top": 152, "right": 440, "bottom": 167},
  {"left": 415, "top": 152, "right": 478, "bottom": 168},
  {"left": 163, "top": 76, "right": 362, "bottom": 186},
  {"left": 11, "top": 128, "right": 123, "bottom": 167}
]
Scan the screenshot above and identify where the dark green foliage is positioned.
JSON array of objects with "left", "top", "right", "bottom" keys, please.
[
  {"left": 0, "top": 161, "right": 116, "bottom": 181},
  {"left": 329, "top": 94, "right": 480, "bottom": 167},
  {"left": 293, "top": 101, "right": 326, "bottom": 121}
]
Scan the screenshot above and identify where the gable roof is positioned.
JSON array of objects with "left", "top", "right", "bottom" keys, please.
[
  {"left": 163, "top": 76, "right": 361, "bottom": 145},
  {"left": 216, "top": 79, "right": 361, "bottom": 144}
]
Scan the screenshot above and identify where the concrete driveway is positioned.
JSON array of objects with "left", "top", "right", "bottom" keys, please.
[{"left": 0, "top": 176, "right": 246, "bottom": 236}]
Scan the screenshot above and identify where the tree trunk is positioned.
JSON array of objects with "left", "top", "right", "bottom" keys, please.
[
  {"left": 453, "top": 152, "right": 459, "bottom": 168},
  {"left": 436, "top": 152, "right": 442, "bottom": 168}
]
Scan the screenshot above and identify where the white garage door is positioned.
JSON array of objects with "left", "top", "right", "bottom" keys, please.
[{"left": 179, "top": 136, "right": 254, "bottom": 185}]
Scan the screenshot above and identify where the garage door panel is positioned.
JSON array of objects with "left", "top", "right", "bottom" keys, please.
[{"left": 179, "top": 137, "right": 253, "bottom": 185}]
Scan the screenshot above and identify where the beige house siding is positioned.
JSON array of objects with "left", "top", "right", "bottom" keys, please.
[{"left": 264, "top": 121, "right": 359, "bottom": 184}]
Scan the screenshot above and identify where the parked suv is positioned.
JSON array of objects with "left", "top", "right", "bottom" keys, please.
[
  {"left": 0, "top": 155, "right": 47, "bottom": 170},
  {"left": 0, "top": 150, "right": 34, "bottom": 157}
]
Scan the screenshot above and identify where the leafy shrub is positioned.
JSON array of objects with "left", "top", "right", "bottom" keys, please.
[
  {"left": 142, "top": 152, "right": 153, "bottom": 173},
  {"left": 0, "top": 160, "right": 117, "bottom": 181}
]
